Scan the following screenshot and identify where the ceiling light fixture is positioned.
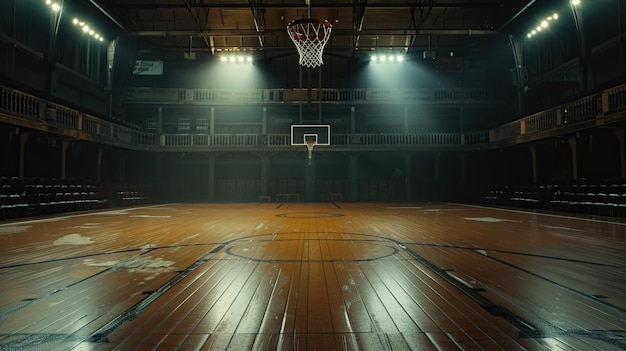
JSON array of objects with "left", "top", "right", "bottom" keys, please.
[
  {"left": 45, "top": 0, "right": 61, "bottom": 12},
  {"left": 526, "top": 12, "right": 559, "bottom": 39},
  {"left": 370, "top": 54, "right": 405, "bottom": 64},
  {"left": 73, "top": 19, "right": 106, "bottom": 42},
  {"left": 220, "top": 55, "right": 253, "bottom": 64}
]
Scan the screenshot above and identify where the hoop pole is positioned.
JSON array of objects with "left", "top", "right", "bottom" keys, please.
[
  {"left": 299, "top": 63, "right": 303, "bottom": 123},
  {"left": 306, "top": 143, "right": 314, "bottom": 160},
  {"left": 318, "top": 64, "right": 322, "bottom": 122}
]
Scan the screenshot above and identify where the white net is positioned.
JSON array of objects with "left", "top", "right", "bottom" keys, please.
[{"left": 287, "top": 18, "right": 332, "bottom": 68}]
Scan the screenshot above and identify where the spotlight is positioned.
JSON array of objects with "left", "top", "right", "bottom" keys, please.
[
  {"left": 45, "top": 0, "right": 61, "bottom": 11},
  {"left": 371, "top": 54, "right": 405, "bottom": 64},
  {"left": 526, "top": 12, "right": 558, "bottom": 39},
  {"left": 71, "top": 17, "right": 106, "bottom": 42},
  {"left": 220, "top": 55, "right": 252, "bottom": 63}
]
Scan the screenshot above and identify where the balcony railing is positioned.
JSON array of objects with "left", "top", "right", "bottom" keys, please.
[
  {"left": 155, "top": 132, "right": 489, "bottom": 148},
  {"left": 124, "top": 87, "right": 500, "bottom": 104},
  {"left": 1, "top": 83, "right": 625, "bottom": 151}
]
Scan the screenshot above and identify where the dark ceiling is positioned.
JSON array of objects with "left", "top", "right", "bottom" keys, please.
[{"left": 93, "top": 0, "right": 537, "bottom": 60}]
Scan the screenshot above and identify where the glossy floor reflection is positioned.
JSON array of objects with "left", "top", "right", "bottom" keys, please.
[{"left": 0, "top": 203, "right": 624, "bottom": 350}]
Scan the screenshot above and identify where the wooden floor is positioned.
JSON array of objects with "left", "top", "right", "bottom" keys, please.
[{"left": 0, "top": 202, "right": 625, "bottom": 351}]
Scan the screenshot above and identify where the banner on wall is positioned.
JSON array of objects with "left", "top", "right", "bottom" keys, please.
[
  {"left": 132, "top": 60, "right": 164, "bottom": 75},
  {"left": 435, "top": 57, "right": 464, "bottom": 73}
]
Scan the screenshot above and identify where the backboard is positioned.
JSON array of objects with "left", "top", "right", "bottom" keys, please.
[{"left": 291, "top": 124, "right": 330, "bottom": 146}]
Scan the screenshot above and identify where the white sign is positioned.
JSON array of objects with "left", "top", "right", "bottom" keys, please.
[{"left": 132, "top": 60, "right": 164, "bottom": 75}]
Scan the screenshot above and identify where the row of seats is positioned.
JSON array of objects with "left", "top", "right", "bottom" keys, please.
[
  {"left": 7, "top": 178, "right": 110, "bottom": 219},
  {"left": 0, "top": 176, "right": 156, "bottom": 220},
  {"left": 0, "top": 194, "right": 29, "bottom": 219},
  {"left": 115, "top": 191, "right": 153, "bottom": 207},
  {"left": 483, "top": 182, "right": 626, "bottom": 217},
  {"left": 101, "top": 183, "right": 155, "bottom": 207}
]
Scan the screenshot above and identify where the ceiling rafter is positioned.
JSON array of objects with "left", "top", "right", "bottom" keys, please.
[
  {"left": 181, "top": 0, "right": 213, "bottom": 53},
  {"left": 406, "top": 0, "right": 434, "bottom": 53},
  {"left": 352, "top": 0, "right": 368, "bottom": 56},
  {"left": 109, "top": 2, "right": 519, "bottom": 10},
  {"left": 130, "top": 28, "right": 497, "bottom": 36},
  {"left": 94, "top": 0, "right": 534, "bottom": 60},
  {"left": 249, "top": 0, "right": 266, "bottom": 50}
]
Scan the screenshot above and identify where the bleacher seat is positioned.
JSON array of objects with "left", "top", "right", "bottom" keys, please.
[{"left": 481, "top": 180, "right": 626, "bottom": 218}]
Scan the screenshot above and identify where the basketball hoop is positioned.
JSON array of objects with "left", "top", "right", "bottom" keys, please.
[{"left": 287, "top": 18, "right": 332, "bottom": 68}]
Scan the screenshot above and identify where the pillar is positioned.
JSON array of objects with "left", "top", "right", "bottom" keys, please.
[
  {"left": 350, "top": 153, "right": 358, "bottom": 201},
  {"left": 155, "top": 153, "right": 163, "bottom": 184},
  {"left": 61, "top": 139, "right": 69, "bottom": 180},
  {"left": 210, "top": 107, "right": 215, "bottom": 135},
  {"left": 434, "top": 152, "right": 441, "bottom": 179},
  {"left": 529, "top": 145, "right": 538, "bottom": 185},
  {"left": 459, "top": 106, "right": 465, "bottom": 144},
  {"left": 508, "top": 35, "right": 524, "bottom": 116},
  {"left": 404, "top": 153, "right": 412, "bottom": 201},
  {"left": 260, "top": 153, "right": 270, "bottom": 196},
  {"left": 19, "top": 132, "right": 29, "bottom": 179},
  {"left": 403, "top": 106, "right": 409, "bottom": 133},
  {"left": 119, "top": 152, "right": 126, "bottom": 182},
  {"left": 568, "top": 138, "right": 578, "bottom": 181},
  {"left": 350, "top": 106, "right": 356, "bottom": 134},
  {"left": 459, "top": 153, "right": 467, "bottom": 184},
  {"left": 157, "top": 106, "right": 163, "bottom": 134},
  {"left": 305, "top": 156, "right": 315, "bottom": 201},
  {"left": 97, "top": 148, "right": 103, "bottom": 183},
  {"left": 570, "top": 2, "right": 589, "bottom": 91},
  {"left": 208, "top": 154, "right": 216, "bottom": 201},
  {"left": 614, "top": 129, "right": 626, "bottom": 179},
  {"left": 262, "top": 107, "right": 267, "bottom": 135}
]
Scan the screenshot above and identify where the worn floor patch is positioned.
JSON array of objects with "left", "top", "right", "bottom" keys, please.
[
  {"left": 129, "top": 215, "right": 172, "bottom": 218},
  {"left": 84, "top": 256, "right": 177, "bottom": 280},
  {"left": 53, "top": 234, "right": 94, "bottom": 245},
  {"left": 0, "top": 225, "right": 31, "bottom": 235},
  {"left": 465, "top": 217, "right": 521, "bottom": 223}
]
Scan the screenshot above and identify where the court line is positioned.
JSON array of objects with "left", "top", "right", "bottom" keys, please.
[
  {"left": 402, "top": 242, "right": 621, "bottom": 268},
  {"left": 0, "top": 204, "right": 172, "bottom": 227},
  {"left": 89, "top": 245, "right": 227, "bottom": 343},
  {"left": 483, "top": 250, "right": 626, "bottom": 315},
  {"left": 456, "top": 203, "right": 626, "bottom": 226}
]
